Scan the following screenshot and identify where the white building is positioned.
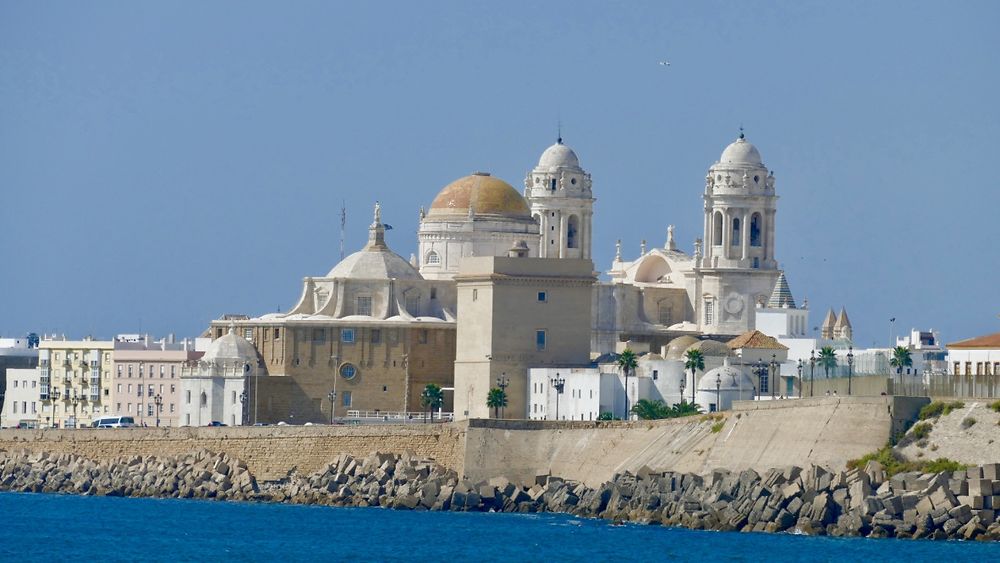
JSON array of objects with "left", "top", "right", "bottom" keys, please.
[
  {"left": 947, "top": 331, "right": 1000, "bottom": 376},
  {"left": 180, "top": 329, "right": 260, "bottom": 426},
  {"left": 1, "top": 368, "right": 40, "bottom": 428}
]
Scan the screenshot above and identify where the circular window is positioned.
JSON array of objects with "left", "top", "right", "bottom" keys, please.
[
  {"left": 534, "top": 177, "right": 540, "bottom": 185},
  {"left": 570, "top": 178, "right": 577, "bottom": 185},
  {"left": 339, "top": 363, "right": 357, "bottom": 380}
]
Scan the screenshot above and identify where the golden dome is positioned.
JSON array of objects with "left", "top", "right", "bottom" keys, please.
[{"left": 427, "top": 172, "right": 531, "bottom": 218}]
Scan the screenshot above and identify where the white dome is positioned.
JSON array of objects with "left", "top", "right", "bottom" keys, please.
[
  {"left": 699, "top": 365, "right": 754, "bottom": 390},
  {"left": 719, "top": 136, "right": 762, "bottom": 166},
  {"left": 327, "top": 246, "right": 422, "bottom": 280},
  {"left": 537, "top": 140, "right": 580, "bottom": 171},
  {"left": 203, "top": 329, "right": 259, "bottom": 364}
]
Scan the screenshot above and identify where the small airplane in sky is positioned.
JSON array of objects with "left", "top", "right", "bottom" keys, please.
[{"left": 658, "top": 60, "right": 670, "bottom": 66}]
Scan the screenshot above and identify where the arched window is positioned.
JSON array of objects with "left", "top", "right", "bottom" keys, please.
[
  {"left": 425, "top": 251, "right": 440, "bottom": 265},
  {"left": 200, "top": 392, "right": 207, "bottom": 407},
  {"left": 750, "top": 213, "right": 762, "bottom": 247},
  {"left": 731, "top": 217, "right": 741, "bottom": 246},
  {"left": 567, "top": 215, "right": 579, "bottom": 249}
]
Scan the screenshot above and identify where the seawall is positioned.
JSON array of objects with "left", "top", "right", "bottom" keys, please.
[
  {"left": 463, "top": 396, "right": 928, "bottom": 486},
  {"left": 0, "top": 397, "right": 930, "bottom": 485},
  {"left": 0, "top": 425, "right": 466, "bottom": 481}
]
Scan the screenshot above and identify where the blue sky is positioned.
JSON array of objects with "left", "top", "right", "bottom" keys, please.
[{"left": 2, "top": 1, "right": 998, "bottom": 346}]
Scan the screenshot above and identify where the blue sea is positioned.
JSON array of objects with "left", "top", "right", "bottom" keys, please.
[{"left": 0, "top": 492, "right": 996, "bottom": 561}]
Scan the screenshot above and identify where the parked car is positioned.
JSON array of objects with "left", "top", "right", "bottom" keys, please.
[
  {"left": 93, "top": 416, "right": 136, "bottom": 428},
  {"left": 206, "top": 421, "right": 227, "bottom": 427}
]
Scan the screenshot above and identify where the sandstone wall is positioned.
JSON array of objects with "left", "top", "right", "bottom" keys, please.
[
  {"left": 462, "top": 397, "right": 928, "bottom": 487},
  {"left": 0, "top": 424, "right": 466, "bottom": 481},
  {"left": 0, "top": 398, "right": 933, "bottom": 486}
]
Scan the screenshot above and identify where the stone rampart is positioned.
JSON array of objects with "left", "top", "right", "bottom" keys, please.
[
  {"left": 0, "top": 397, "right": 931, "bottom": 486},
  {"left": 0, "top": 425, "right": 466, "bottom": 481}
]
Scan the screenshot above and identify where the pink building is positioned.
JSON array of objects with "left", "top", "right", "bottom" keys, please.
[{"left": 111, "top": 335, "right": 201, "bottom": 427}]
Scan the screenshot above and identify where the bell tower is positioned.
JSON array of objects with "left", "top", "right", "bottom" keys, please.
[
  {"left": 700, "top": 130, "right": 778, "bottom": 271},
  {"left": 525, "top": 138, "right": 594, "bottom": 259},
  {"left": 695, "top": 130, "right": 781, "bottom": 335}
]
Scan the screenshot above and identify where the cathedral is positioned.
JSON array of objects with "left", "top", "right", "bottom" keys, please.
[{"left": 206, "top": 131, "right": 800, "bottom": 423}]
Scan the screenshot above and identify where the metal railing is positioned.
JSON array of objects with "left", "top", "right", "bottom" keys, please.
[{"left": 343, "top": 410, "right": 454, "bottom": 423}]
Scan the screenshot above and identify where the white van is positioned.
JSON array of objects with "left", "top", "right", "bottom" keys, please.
[{"left": 92, "top": 416, "right": 136, "bottom": 428}]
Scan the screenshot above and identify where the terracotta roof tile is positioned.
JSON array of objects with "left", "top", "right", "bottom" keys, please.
[
  {"left": 947, "top": 331, "right": 1000, "bottom": 349},
  {"left": 727, "top": 330, "right": 789, "bottom": 351}
]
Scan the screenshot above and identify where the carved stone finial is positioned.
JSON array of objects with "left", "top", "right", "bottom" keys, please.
[
  {"left": 615, "top": 239, "right": 622, "bottom": 261},
  {"left": 694, "top": 238, "right": 703, "bottom": 260},
  {"left": 640, "top": 239, "right": 647, "bottom": 255},
  {"left": 374, "top": 201, "right": 382, "bottom": 225},
  {"left": 666, "top": 225, "right": 676, "bottom": 251}
]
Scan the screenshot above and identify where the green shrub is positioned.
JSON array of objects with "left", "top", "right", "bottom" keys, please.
[
  {"left": 918, "top": 401, "right": 965, "bottom": 420},
  {"left": 711, "top": 421, "right": 725, "bottom": 433},
  {"left": 846, "top": 445, "right": 967, "bottom": 476},
  {"left": 961, "top": 417, "right": 976, "bottom": 429},
  {"left": 910, "top": 422, "right": 932, "bottom": 440},
  {"left": 988, "top": 400, "right": 1000, "bottom": 413},
  {"left": 923, "top": 458, "right": 967, "bottom": 474}
]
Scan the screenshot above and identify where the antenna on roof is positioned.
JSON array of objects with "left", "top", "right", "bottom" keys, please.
[
  {"left": 557, "top": 116, "right": 562, "bottom": 144},
  {"left": 340, "top": 200, "right": 347, "bottom": 261}
]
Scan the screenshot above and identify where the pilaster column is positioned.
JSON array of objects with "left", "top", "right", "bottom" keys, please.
[
  {"left": 703, "top": 209, "right": 712, "bottom": 261},
  {"left": 722, "top": 209, "right": 731, "bottom": 260},
  {"left": 766, "top": 210, "right": 776, "bottom": 264},
  {"left": 558, "top": 212, "right": 567, "bottom": 259},
  {"left": 741, "top": 210, "right": 750, "bottom": 261}
]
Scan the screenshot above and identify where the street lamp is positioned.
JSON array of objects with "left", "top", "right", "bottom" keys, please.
[
  {"left": 715, "top": 372, "right": 722, "bottom": 412},
  {"left": 70, "top": 393, "right": 80, "bottom": 429},
  {"left": 796, "top": 359, "right": 804, "bottom": 399},
  {"left": 327, "top": 389, "right": 337, "bottom": 424},
  {"left": 495, "top": 374, "right": 509, "bottom": 419},
  {"left": 239, "top": 390, "right": 247, "bottom": 425},
  {"left": 679, "top": 376, "right": 686, "bottom": 405},
  {"left": 809, "top": 350, "right": 817, "bottom": 398},
  {"left": 753, "top": 359, "right": 766, "bottom": 400},
  {"left": 154, "top": 394, "right": 162, "bottom": 427},
  {"left": 769, "top": 354, "right": 778, "bottom": 400},
  {"left": 847, "top": 346, "right": 855, "bottom": 396},
  {"left": 551, "top": 374, "right": 565, "bottom": 421}
]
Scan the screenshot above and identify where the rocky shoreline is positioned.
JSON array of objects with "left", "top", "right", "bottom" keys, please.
[{"left": 2, "top": 448, "right": 999, "bottom": 541}]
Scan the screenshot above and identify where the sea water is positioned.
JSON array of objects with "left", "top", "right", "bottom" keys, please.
[{"left": 0, "top": 492, "right": 996, "bottom": 562}]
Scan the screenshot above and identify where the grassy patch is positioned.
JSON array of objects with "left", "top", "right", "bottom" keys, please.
[
  {"left": 961, "top": 417, "right": 977, "bottom": 429},
  {"left": 846, "top": 445, "right": 967, "bottom": 476},
  {"left": 711, "top": 421, "right": 725, "bottom": 433},
  {"left": 988, "top": 400, "right": 1000, "bottom": 413},
  {"left": 918, "top": 401, "right": 966, "bottom": 420},
  {"left": 897, "top": 421, "right": 933, "bottom": 447}
]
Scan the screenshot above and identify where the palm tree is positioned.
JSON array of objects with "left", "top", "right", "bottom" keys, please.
[
  {"left": 818, "top": 347, "right": 837, "bottom": 379},
  {"left": 616, "top": 349, "right": 638, "bottom": 420},
  {"left": 890, "top": 345, "right": 912, "bottom": 384},
  {"left": 670, "top": 401, "right": 703, "bottom": 417},
  {"left": 420, "top": 384, "right": 444, "bottom": 423},
  {"left": 684, "top": 349, "right": 705, "bottom": 405},
  {"left": 486, "top": 387, "right": 507, "bottom": 419},
  {"left": 631, "top": 399, "right": 672, "bottom": 420}
]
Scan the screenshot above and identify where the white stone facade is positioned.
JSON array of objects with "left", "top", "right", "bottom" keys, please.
[{"left": 525, "top": 140, "right": 594, "bottom": 260}]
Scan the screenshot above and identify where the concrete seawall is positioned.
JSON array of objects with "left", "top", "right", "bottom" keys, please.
[
  {"left": 0, "top": 397, "right": 930, "bottom": 485},
  {"left": 0, "top": 425, "right": 466, "bottom": 481},
  {"left": 463, "top": 396, "right": 929, "bottom": 486}
]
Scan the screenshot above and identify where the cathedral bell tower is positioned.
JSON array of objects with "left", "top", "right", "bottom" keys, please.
[
  {"left": 701, "top": 130, "right": 778, "bottom": 271},
  {"left": 695, "top": 130, "right": 781, "bottom": 335},
  {"left": 524, "top": 138, "right": 594, "bottom": 259}
]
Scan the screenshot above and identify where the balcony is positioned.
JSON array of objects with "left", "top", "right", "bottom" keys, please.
[
  {"left": 89, "top": 393, "right": 100, "bottom": 403},
  {"left": 62, "top": 377, "right": 72, "bottom": 385},
  {"left": 89, "top": 361, "right": 99, "bottom": 368},
  {"left": 40, "top": 360, "right": 50, "bottom": 368},
  {"left": 40, "top": 376, "right": 50, "bottom": 386},
  {"left": 90, "top": 378, "right": 100, "bottom": 387}
]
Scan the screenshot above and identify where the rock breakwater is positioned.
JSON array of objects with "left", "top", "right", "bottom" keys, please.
[{"left": 1, "top": 449, "right": 998, "bottom": 541}]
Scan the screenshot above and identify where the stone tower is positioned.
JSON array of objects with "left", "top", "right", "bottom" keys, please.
[
  {"left": 694, "top": 131, "right": 781, "bottom": 335},
  {"left": 700, "top": 130, "right": 778, "bottom": 271},
  {"left": 525, "top": 138, "right": 594, "bottom": 259}
]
